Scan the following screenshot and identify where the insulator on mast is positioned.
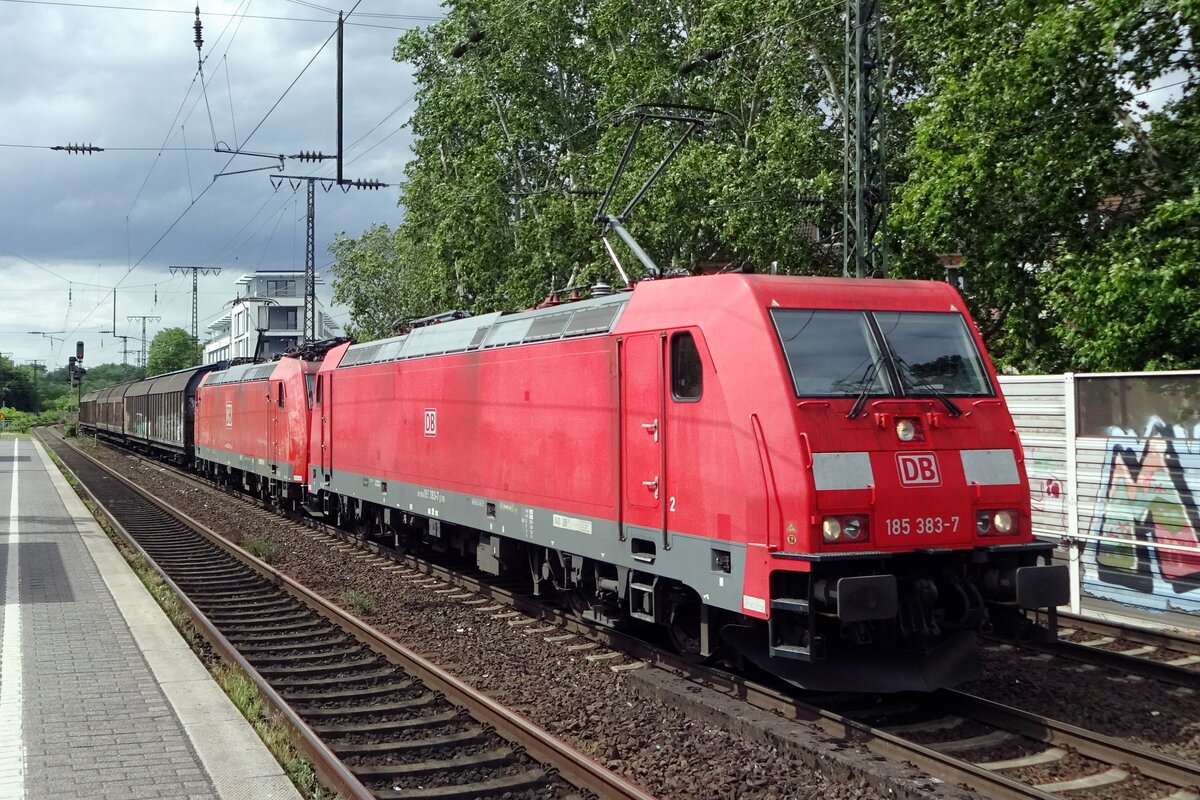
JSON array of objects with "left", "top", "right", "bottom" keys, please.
[{"left": 194, "top": 5, "right": 204, "bottom": 64}]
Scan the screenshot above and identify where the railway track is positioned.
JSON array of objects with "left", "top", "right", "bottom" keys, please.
[
  {"left": 822, "top": 689, "right": 1200, "bottom": 800},
  {"left": 52, "top": 430, "right": 1200, "bottom": 800},
  {"left": 44, "top": 430, "right": 653, "bottom": 800},
  {"left": 987, "top": 613, "right": 1200, "bottom": 692}
]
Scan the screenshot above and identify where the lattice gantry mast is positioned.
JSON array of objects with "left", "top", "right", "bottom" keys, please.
[
  {"left": 128, "top": 315, "right": 162, "bottom": 368},
  {"left": 843, "top": 0, "right": 887, "bottom": 278},
  {"left": 168, "top": 266, "right": 221, "bottom": 343},
  {"left": 305, "top": 178, "right": 316, "bottom": 343}
]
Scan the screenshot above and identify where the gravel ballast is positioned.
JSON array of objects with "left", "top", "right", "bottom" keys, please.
[{"left": 67, "top": 435, "right": 1200, "bottom": 796}]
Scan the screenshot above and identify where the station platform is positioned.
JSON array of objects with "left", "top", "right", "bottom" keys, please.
[{"left": 0, "top": 434, "right": 301, "bottom": 800}]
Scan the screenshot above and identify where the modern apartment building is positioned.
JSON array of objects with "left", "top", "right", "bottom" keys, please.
[{"left": 203, "top": 271, "right": 341, "bottom": 364}]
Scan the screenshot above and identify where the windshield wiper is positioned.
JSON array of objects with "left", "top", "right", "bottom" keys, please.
[
  {"left": 846, "top": 354, "right": 886, "bottom": 419},
  {"left": 895, "top": 357, "right": 962, "bottom": 417}
]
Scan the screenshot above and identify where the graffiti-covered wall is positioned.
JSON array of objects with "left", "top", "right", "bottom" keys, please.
[{"left": 1000, "top": 372, "right": 1200, "bottom": 623}]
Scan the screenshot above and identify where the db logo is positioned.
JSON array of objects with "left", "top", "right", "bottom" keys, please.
[
  {"left": 897, "top": 452, "right": 940, "bottom": 486},
  {"left": 423, "top": 408, "right": 437, "bottom": 438},
  {"left": 225, "top": 401, "right": 233, "bottom": 428}
]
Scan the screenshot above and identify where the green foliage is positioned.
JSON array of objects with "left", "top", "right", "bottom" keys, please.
[
  {"left": 891, "top": 0, "right": 1198, "bottom": 371},
  {"left": 1044, "top": 192, "right": 1200, "bottom": 370},
  {"left": 329, "top": 0, "right": 1200, "bottom": 371},
  {"left": 0, "top": 357, "right": 38, "bottom": 411},
  {"left": 146, "top": 328, "right": 201, "bottom": 377},
  {"left": 0, "top": 406, "right": 59, "bottom": 433},
  {"left": 332, "top": 0, "right": 847, "bottom": 338},
  {"left": 79, "top": 362, "right": 144, "bottom": 393},
  {"left": 28, "top": 363, "right": 142, "bottom": 416}
]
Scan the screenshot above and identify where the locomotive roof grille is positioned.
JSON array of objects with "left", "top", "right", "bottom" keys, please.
[
  {"left": 205, "top": 362, "right": 276, "bottom": 386},
  {"left": 522, "top": 311, "right": 573, "bottom": 342},
  {"left": 340, "top": 343, "right": 384, "bottom": 367},
  {"left": 338, "top": 294, "right": 628, "bottom": 369}
]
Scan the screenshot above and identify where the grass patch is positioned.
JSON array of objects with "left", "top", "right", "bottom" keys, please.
[
  {"left": 242, "top": 534, "right": 280, "bottom": 563},
  {"left": 212, "top": 665, "right": 341, "bottom": 799},
  {"left": 132, "top": 558, "right": 202, "bottom": 648},
  {"left": 341, "top": 589, "right": 375, "bottom": 616}
]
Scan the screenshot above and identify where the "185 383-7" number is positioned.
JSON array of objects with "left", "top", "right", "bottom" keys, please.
[{"left": 885, "top": 516, "right": 960, "bottom": 536}]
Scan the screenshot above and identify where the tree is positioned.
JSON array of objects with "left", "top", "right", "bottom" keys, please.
[
  {"left": 145, "top": 328, "right": 201, "bottom": 376},
  {"left": 329, "top": 0, "right": 1200, "bottom": 371},
  {"left": 1044, "top": 192, "right": 1200, "bottom": 370},
  {"left": 0, "top": 357, "right": 37, "bottom": 412},
  {"left": 890, "top": 0, "right": 1198, "bottom": 371},
  {"left": 39, "top": 361, "right": 143, "bottom": 411},
  {"left": 330, "top": 223, "right": 456, "bottom": 341},
  {"left": 79, "top": 362, "right": 145, "bottom": 393},
  {"left": 332, "top": 0, "right": 851, "bottom": 338}
]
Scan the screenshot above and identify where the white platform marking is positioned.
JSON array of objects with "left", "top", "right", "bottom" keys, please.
[{"left": 0, "top": 439, "right": 24, "bottom": 800}]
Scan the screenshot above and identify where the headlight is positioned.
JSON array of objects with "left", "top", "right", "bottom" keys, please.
[
  {"left": 976, "top": 509, "right": 1018, "bottom": 536},
  {"left": 842, "top": 517, "right": 866, "bottom": 542},
  {"left": 895, "top": 419, "right": 916, "bottom": 442},
  {"left": 823, "top": 516, "right": 868, "bottom": 544}
]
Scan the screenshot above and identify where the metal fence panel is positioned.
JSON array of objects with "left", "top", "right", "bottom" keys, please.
[{"left": 1000, "top": 371, "right": 1200, "bottom": 623}]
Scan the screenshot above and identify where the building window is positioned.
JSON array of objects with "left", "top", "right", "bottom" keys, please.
[
  {"left": 268, "top": 307, "right": 298, "bottom": 330},
  {"left": 265, "top": 279, "right": 296, "bottom": 297}
]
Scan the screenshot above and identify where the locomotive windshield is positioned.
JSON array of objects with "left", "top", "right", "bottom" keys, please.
[{"left": 771, "top": 309, "right": 993, "bottom": 398}]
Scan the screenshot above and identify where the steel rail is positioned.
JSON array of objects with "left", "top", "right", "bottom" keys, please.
[
  {"left": 943, "top": 689, "right": 1200, "bottom": 789},
  {"left": 1005, "top": 635, "right": 1200, "bottom": 691},
  {"left": 989, "top": 611, "right": 1200, "bottom": 691},
  {"left": 46, "top": 431, "right": 656, "bottom": 800},
  {"left": 1055, "top": 610, "right": 1200, "bottom": 654}
]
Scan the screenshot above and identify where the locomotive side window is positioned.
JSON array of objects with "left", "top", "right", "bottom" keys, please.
[
  {"left": 772, "top": 310, "right": 888, "bottom": 396},
  {"left": 671, "top": 332, "right": 703, "bottom": 401},
  {"left": 873, "top": 312, "right": 992, "bottom": 396},
  {"left": 277, "top": 383, "right": 285, "bottom": 408},
  {"left": 306, "top": 374, "right": 316, "bottom": 409}
]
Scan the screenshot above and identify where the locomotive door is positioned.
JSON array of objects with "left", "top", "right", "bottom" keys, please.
[
  {"left": 269, "top": 380, "right": 283, "bottom": 474},
  {"left": 318, "top": 373, "right": 331, "bottom": 479},
  {"left": 621, "top": 333, "right": 666, "bottom": 524}
]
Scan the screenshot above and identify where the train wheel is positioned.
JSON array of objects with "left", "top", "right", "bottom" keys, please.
[
  {"left": 667, "top": 595, "right": 705, "bottom": 661},
  {"left": 567, "top": 589, "right": 590, "bottom": 618},
  {"left": 354, "top": 513, "right": 371, "bottom": 541}
]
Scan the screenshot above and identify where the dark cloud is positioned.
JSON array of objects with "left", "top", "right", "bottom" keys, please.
[{"left": 0, "top": 0, "right": 439, "bottom": 365}]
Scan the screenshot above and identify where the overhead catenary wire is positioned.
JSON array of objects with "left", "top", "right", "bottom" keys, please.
[
  {"left": 7, "top": 0, "right": 429, "bottom": 350},
  {"left": 0, "top": 0, "right": 439, "bottom": 26},
  {"left": 55, "top": 7, "right": 356, "bottom": 357}
]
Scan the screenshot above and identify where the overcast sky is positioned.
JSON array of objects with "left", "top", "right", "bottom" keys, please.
[{"left": 0, "top": 0, "right": 444, "bottom": 368}]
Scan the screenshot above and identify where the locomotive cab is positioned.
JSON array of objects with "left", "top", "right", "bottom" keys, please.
[{"left": 714, "top": 280, "right": 1069, "bottom": 691}]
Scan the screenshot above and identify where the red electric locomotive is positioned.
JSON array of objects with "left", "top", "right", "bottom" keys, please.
[
  {"left": 304, "top": 273, "right": 1067, "bottom": 691},
  {"left": 194, "top": 355, "right": 318, "bottom": 508}
]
